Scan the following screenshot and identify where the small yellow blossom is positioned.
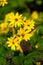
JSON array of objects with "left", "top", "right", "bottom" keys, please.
[
  {"left": 17, "top": 28, "right": 28, "bottom": 36},
  {"left": 6, "top": 36, "right": 23, "bottom": 52},
  {"left": 31, "top": 11, "right": 38, "bottom": 19},
  {"left": 23, "top": 19, "right": 35, "bottom": 29},
  {"left": 17, "top": 27, "right": 33, "bottom": 41},
  {"left": 14, "top": 12, "right": 23, "bottom": 27},
  {"left": 0, "top": 0, "right": 8, "bottom": 6},
  {"left": 22, "top": 19, "right": 35, "bottom": 34},
  {"left": 5, "top": 12, "right": 23, "bottom": 27}
]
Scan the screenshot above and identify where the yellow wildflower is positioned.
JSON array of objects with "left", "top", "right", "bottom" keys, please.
[
  {"left": 6, "top": 35, "right": 23, "bottom": 52},
  {"left": 24, "top": 19, "right": 35, "bottom": 29},
  {"left": 10, "top": 12, "right": 22, "bottom": 27},
  {"left": 17, "top": 27, "right": 33, "bottom": 41},
  {"left": 6, "top": 36, "right": 16, "bottom": 50},
  {"left": 14, "top": 12, "right": 23, "bottom": 27},
  {"left": 23, "top": 19, "right": 35, "bottom": 33},
  {"left": 0, "top": 0, "right": 8, "bottom": 6},
  {"left": 5, "top": 12, "right": 23, "bottom": 27},
  {"left": 17, "top": 28, "right": 28, "bottom": 36},
  {"left": 31, "top": 11, "right": 38, "bottom": 19}
]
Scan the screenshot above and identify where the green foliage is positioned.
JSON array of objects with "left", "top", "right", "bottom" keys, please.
[
  {"left": 0, "top": 57, "right": 6, "bottom": 65},
  {"left": 12, "top": 53, "right": 24, "bottom": 65},
  {"left": 24, "top": 52, "right": 43, "bottom": 65}
]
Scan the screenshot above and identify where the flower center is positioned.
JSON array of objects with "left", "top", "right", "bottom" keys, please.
[
  {"left": 12, "top": 41, "right": 14, "bottom": 44},
  {"left": 15, "top": 18, "right": 18, "bottom": 21}
]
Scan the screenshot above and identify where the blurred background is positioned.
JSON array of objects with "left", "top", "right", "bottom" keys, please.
[{"left": 0, "top": 0, "right": 43, "bottom": 20}]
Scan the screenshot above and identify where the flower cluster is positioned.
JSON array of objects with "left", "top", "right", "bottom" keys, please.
[{"left": 0, "top": 12, "right": 35, "bottom": 52}]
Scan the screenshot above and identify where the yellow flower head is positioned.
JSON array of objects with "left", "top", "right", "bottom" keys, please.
[
  {"left": 31, "top": 11, "right": 38, "bottom": 19},
  {"left": 17, "top": 27, "right": 33, "bottom": 41},
  {"left": 6, "top": 35, "right": 23, "bottom": 52},
  {"left": 14, "top": 12, "right": 23, "bottom": 27},
  {"left": 17, "top": 27, "right": 30, "bottom": 36},
  {"left": 4, "top": 12, "right": 23, "bottom": 27},
  {"left": 0, "top": 0, "right": 8, "bottom": 6},
  {"left": 23, "top": 19, "right": 35, "bottom": 33}
]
